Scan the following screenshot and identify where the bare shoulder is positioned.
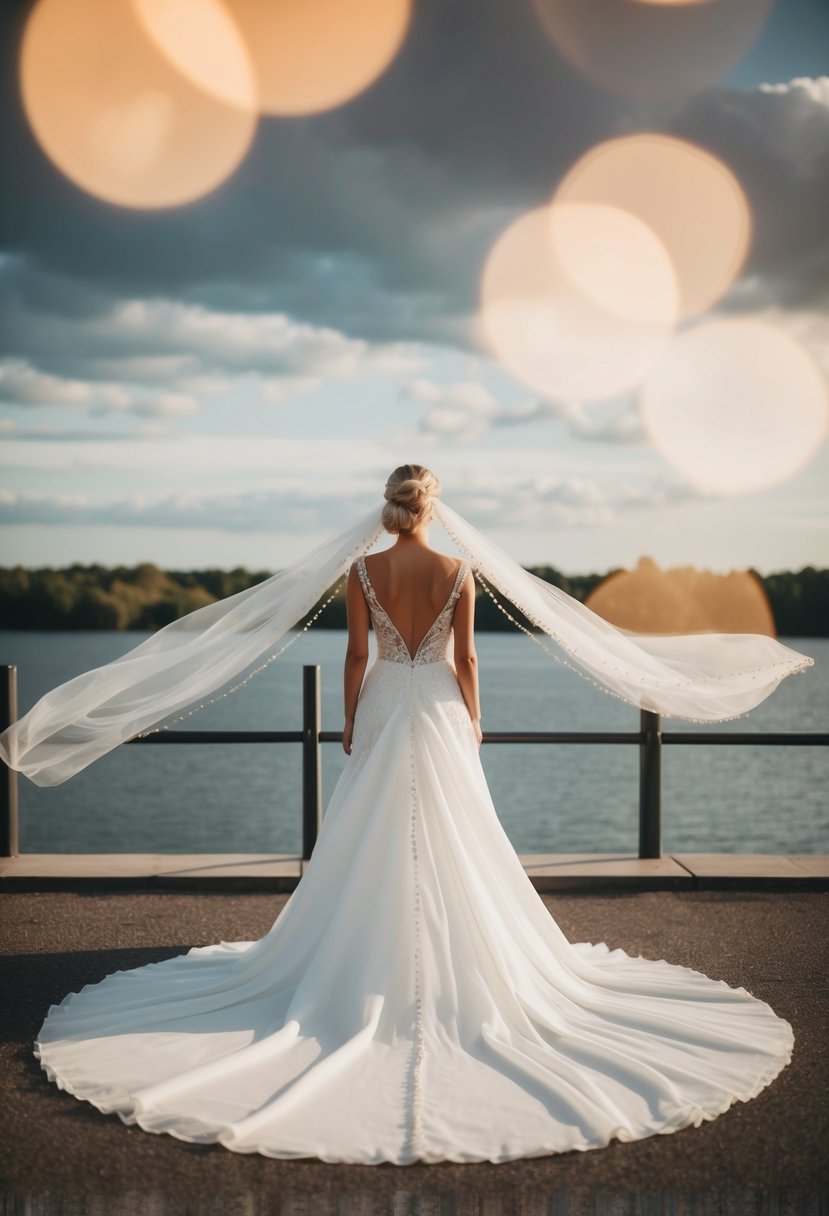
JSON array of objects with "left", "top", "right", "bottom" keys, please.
[
  {"left": 441, "top": 552, "right": 466, "bottom": 579},
  {"left": 364, "top": 550, "right": 461, "bottom": 578}
]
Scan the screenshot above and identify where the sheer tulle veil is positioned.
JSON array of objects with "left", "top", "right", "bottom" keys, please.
[{"left": 0, "top": 495, "right": 814, "bottom": 787}]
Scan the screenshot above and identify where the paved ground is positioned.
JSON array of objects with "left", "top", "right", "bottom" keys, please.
[{"left": 0, "top": 890, "right": 827, "bottom": 1215}]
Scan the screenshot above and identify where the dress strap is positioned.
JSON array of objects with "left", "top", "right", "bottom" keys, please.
[
  {"left": 450, "top": 560, "right": 469, "bottom": 603},
  {"left": 355, "top": 554, "right": 374, "bottom": 603}
]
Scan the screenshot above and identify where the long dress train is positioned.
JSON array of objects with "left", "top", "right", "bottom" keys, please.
[{"left": 34, "top": 555, "right": 793, "bottom": 1164}]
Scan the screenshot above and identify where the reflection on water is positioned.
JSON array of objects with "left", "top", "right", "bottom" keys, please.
[{"left": 2, "top": 630, "right": 826, "bottom": 857}]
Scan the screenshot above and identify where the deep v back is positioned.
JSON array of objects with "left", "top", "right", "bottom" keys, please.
[{"left": 357, "top": 555, "right": 468, "bottom": 665}]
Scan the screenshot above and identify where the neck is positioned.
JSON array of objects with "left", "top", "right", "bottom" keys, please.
[{"left": 394, "top": 526, "right": 431, "bottom": 549}]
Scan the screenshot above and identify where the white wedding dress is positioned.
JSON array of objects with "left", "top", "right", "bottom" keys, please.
[{"left": 35, "top": 554, "right": 794, "bottom": 1164}]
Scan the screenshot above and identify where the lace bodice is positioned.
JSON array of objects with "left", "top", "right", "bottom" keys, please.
[{"left": 356, "top": 555, "right": 469, "bottom": 665}]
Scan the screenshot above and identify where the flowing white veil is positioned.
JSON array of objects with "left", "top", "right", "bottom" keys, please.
[
  {"left": 0, "top": 497, "right": 814, "bottom": 787},
  {"left": 0, "top": 504, "right": 384, "bottom": 788},
  {"left": 432, "top": 500, "right": 813, "bottom": 724}
]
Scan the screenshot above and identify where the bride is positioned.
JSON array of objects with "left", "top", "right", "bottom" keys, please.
[{"left": 4, "top": 464, "right": 813, "bottom": 1164}]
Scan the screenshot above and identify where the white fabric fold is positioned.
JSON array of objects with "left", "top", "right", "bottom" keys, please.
[{"left": 35, "top": 653, "right": 794, "bottom": 1163}]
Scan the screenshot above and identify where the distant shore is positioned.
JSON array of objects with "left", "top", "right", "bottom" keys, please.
[{"left": 0, "top": 562, "right": 826, "bottom": 636}]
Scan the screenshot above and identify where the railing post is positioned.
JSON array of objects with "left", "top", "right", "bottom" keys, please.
[
  {"left": 0, "top": 665, "right": 20, "bottom": 858},
  {"left": 639, "top": 709, "right": 662, "bottom": 859},
  {"left": 302, "top": 665, "right": 322, "bottom": 861}
]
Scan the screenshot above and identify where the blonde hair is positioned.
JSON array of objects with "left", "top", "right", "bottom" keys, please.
[{"left": 382, "top": 464, "right": 441, "bottom": 536}]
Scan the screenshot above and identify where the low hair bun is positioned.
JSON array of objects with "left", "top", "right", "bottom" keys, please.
[{"left": 381, "top": 464, "right": 441, "bottom": 536}]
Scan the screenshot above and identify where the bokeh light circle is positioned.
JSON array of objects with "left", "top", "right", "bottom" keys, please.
[
  {"left": 531, "top": 0, "right": 773, "bottom": 101},
  {"left": 553, "top": 134, "right": 751, "bottom": 320},
  {"left": 133, "top": 0, "right": 256, "bottom": 112},
  {"left": 236, "top": 0, "right": 411, "bottom": 116},
  {"left": 20, "top": 0, "right": 257, "bottom": 209},
  {"left": 137, "top": 0, "right": 413, "bottom": 117},
  {"left": 547, "top": 199, "right": 679, "bottom": 327},
  {"left": 480, "top": 204, "right": 678, "bottom": 402},
  {"left": 639, "top": 318, "right": 829, "bottom": 495}
]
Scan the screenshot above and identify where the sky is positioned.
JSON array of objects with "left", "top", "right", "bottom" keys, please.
[{"left": 0, "top": 0, "right": 828, "bottom": 577}]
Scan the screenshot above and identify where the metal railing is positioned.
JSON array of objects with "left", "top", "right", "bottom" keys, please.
[{"left": 1, "top": 663, "right": 826, "bottom": 862}]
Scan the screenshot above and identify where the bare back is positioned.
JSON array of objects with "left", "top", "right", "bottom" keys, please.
[{"left": 363, "top": 548, "right": 464, "bottom": 661}]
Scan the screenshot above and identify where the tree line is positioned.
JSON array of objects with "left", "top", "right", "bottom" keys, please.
[{"left": 0, "top": 561, "right": 825, "bottom": 636}]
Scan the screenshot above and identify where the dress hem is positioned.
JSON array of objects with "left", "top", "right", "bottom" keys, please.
[{"left": 34, "top": 972, "right": 794, "bottom": 1167}]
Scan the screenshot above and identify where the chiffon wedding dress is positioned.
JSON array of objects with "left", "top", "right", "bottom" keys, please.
[{"left": 34, "top": 550, "right": 795, "bottom": 1165}]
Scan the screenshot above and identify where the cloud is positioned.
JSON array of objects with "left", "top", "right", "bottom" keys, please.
[
  {"left": 0, "top": 266, "right": 424, "bottom": 408},
  {"left": 0, "top": 469, "right": 703, "bottom": 536},
  {"left": 0, "top": 0, "right": 591, "bottom": 346},
  {"left": 404, "top": 378, "right": 500, "bottom": 439},
  {"left": 0, "top": 419, "right": 176, "bottom": 442},
  {"left": 101, "top": 297, "right": 389, "bottom": 378},
  {"left": 637, "top": 76, "right": 829, "bottom": 313},
  {"left": 0, "top": 487, "right": 373, "bottom": 534},
  {"left": 405, "top": 379, "right": 499, "bottom": 414},
  {"left": 495, "top": 399, "right": 646, "bottom": 444},
  {"left": 448, "top": 471, "right": 703, "bottom": 531},
  {"left": 754, "top": 77, "right": 829, "bottom": 176},
  {"left": 404, "top": 378, "right": 646, "bottom": 444},
  {"left": 126, "top": 393, "right": 201, "bottom": 419},
  {"left": 0, "top": 356, "right": 203, "bottom": 420},
  {"left": 0, "top": 432, "right": 406, "bottom": 505},
  {"left": 259, "top": 376, "right": 320, "bottom": 403},
  {"left": 0, "top": 0, "right": 823, "bottom": 354},
  {"left": 0, "top": 362, "right": 92, "bottom": 407},
  {"left": 0, "top": 358, "right": 150, "bottom": 415}
]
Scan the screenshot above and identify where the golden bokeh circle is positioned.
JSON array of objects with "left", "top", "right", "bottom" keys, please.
[
  {"left": 132, "top": 0, "right": 257, "bottom": 113},
  {"left": 553, "top": 134, "right": 751, "bottom": 320},
  {"left": 136, "top": 0, "right": 413, "bottom": 117},
  {"left": 20, "top": 0, "right": 257, "bottom": 209},
  {"left": 480, "top": 204, "right": 678, "bottom": 402}
]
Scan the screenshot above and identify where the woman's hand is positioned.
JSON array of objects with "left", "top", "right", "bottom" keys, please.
[
  {"left": 471, "top": 718, "right": 483, "bottom": 750},
  {"left": 342, "top": 716, "right": 355, "bottom": 756}
]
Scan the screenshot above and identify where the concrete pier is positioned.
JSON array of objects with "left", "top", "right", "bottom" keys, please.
[
  {"left": 0, "top": 886, "right": 826, "bottom": 1213},
  {"left": 2, "top": 851, "right": 828, "bottom": 891}
]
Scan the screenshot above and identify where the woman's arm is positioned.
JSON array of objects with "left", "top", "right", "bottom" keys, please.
[
  {"left": 342, "top": 563, "right": 370, "bottom": 755},
  {"left": 452, "top": 570, "right": 482, "bottom": 748}
]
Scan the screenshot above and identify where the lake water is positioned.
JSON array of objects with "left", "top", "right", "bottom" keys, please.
[{"left": 1, "top": 629, "right": 826, "bottom": 856}]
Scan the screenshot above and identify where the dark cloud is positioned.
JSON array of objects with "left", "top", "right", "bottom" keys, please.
[
  {"left": 2, "top": 0, "right": 603, "bottom": 347},
  {"left": 0, "top": 0, "right": 827, "bottom": 355},
  {"left": 0, "top": 262, "right": 420, "bottom": 400},
  {"left": 644, "top": 77, "right": 829, "bottom": 312}
]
